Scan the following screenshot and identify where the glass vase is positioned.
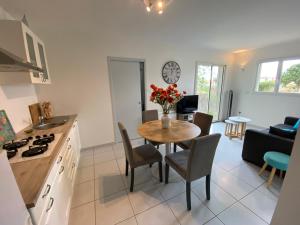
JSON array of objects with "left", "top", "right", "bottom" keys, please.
[{"left": 161, "top": 113, "right": 171, "bottom": 129}]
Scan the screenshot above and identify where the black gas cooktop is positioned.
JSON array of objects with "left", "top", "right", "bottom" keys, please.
[{"left": 3, "top": 133, "right": 55, "bottom": 159}]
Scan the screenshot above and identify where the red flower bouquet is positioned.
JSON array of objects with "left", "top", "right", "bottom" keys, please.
[{"left": 150, "top": 84, "right": 185, "bottom": 114}]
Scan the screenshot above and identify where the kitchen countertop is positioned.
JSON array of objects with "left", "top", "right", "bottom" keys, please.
[{"left": 8, "top": 115, "right": 77, "bottom": 208}]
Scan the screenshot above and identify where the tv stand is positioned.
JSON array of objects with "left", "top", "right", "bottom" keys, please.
[{"left": 176, "top": 112, "right": 194, "bottom": 122}]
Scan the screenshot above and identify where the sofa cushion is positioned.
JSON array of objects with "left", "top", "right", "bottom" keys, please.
[{"left": 269, "top": 124, "right": 297, "bottom": 139}]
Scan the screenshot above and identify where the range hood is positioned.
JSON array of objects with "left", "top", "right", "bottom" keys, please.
[{"left": 0, "top": 47, "right": 44, "bottom": 73}]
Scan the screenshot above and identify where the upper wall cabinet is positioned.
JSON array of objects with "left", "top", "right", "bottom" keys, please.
[{"left": 0, "top": 20, "right": 51, "bottom": 84}]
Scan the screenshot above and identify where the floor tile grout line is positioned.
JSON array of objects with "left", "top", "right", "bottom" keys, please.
[
  {"left": 114, "top": 157, "right": 137, "bottom": 222},
  {"left": 188, "top": 173, "right": 275, "bottom": 224},
  {"left": 238, "top": 182, "right": 276, "bottom": 224},
  {"left": 203, "top": 216, "right": 225, "bottom": 225},
  {"left": 74, "top": 127, "right": 277, "bottom": 225},
  {"left": 239, "top": 200, "right": 271, "bottom": 224},
  {"left": 164, "top": 198, "right": 183, "bottom": 225}
]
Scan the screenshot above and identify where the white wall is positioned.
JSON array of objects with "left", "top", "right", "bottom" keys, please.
[
  {"left": 231, "top": 40, "right": 300, "bottom": 127},
  {"left": 0, "top": 7, "right": 37, "bottom": 132},
  {"left": 35, "top": 35, "right": 233, "bottom": 148},
  {"left": 270, "top": 128, "right": 300, "bottom": 225},
  {"left": 0, "top": 84, "right": 37, "bottom": 132},
  {"left": 0, "top": 3, "right": 234, "bottom": 148}
]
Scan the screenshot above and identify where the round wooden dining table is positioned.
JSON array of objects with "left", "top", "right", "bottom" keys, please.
[{"left": 138, "top": 120, "right": 201, "bottom": 154}]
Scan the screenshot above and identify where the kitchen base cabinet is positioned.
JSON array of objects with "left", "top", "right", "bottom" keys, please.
[{"left": 29, "top": 120, "right": 81, "bottom": 225}]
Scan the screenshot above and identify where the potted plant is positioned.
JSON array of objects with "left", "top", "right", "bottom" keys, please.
[{"left": 150, "top": 84, "right": 186, "bottom": 128}]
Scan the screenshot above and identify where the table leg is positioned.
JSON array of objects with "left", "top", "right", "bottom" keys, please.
[
  {"left": 165, "top": 143, "right": 171, "bottom": 155},
  {"left": 240, "top": 122, "right": 247, "bottom": 140}
]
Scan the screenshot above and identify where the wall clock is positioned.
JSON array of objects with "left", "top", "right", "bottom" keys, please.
[{"left": 162, "top": 61, "right": 181, "bottom": 84}]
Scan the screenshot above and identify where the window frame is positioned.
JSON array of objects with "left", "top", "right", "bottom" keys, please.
[{"left": 255, "top": 56, "right": 300, "bottom": 95}]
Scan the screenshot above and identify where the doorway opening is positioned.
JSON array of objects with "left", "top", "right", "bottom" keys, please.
[
  {"left": 195, "top": 63, "right": 226, "bottom": 121},
  {"left": 108, "top": 57, "right": 146, "bottom": 142}
]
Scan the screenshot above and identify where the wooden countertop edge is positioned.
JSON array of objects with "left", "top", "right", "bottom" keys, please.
[{"left": 10, "top": 115, "right": 77, "bottom": 208}]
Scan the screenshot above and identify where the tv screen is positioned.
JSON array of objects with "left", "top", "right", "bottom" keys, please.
[{"left": 176, "top": 95, "right": 199, "bottom": 114}]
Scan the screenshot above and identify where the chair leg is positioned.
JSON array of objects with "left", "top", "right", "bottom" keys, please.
[
  {"left": 206, "top": 175, "right": 211, "bottom": 200},
  {"left": 149, "top": 163, "right": 152, "bottom": 168},
  {"left": 158, "top": 162, "right": 163, "bottom": 182},
  {"left": 130, "top": 168, "right": 135, "bottom": 192},
  {"left": 165, "top": 163, "right": 169, "bottom": 184},
  {"left": 267, "top": 167, "right": 276, "bottom": 188},
  {"left": 125, "top": 159, "right": 129, "bottom": 176},
  {"left": 144, "top": 139, "right": 147, "bottom": 144},
  {"left": 157, "top": 145, "right": 160, "bottom": 149},
  {"left": 186, "top": 182, "right": 191, "bottom": 211},
  {"left": 258, "top": 162, "right": 268, "bottom": 176},
  {"left": 173, "top": 144, "right": 177, "bottom": 153}
]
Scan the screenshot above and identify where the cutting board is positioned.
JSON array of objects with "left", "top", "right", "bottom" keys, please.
[{"left": 28, "top": 103, "right": 41, "bottom": 125}]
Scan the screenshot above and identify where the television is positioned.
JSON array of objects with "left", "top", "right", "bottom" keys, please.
[{"left": 176, "top": 95, "right": 199, "bottom": 114}]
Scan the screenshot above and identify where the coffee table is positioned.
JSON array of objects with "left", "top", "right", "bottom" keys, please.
[{"left": 229, "top": 116, "right": 251, "bottom": 140}]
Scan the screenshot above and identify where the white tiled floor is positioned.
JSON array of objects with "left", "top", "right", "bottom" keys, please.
[{"left": 69, "top": 122, "right": 282, "bottom": 225}]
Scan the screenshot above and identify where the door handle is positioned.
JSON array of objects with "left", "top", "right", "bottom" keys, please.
[
  {"left": 46, "top": 197, "right": 54, "bottom": 212},
  {"left": 42, "top": 184, "right": 51, "bottom": 198}
]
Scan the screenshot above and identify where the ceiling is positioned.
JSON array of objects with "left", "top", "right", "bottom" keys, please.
[{"left": 1, "top": 0, "right": 300, "bottom": 52}]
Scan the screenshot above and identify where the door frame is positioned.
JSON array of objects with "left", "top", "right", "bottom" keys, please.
[
  {"left": 107, "top": 56, "right": 146, "bottom": 143},
  {"left": 194, "top": 62, "right": 226, "bottom": 122}
]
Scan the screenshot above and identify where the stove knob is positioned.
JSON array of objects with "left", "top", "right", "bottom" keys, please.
[
  {"left": 50, "top": 133, "right": 55, "bottom": 137},
  {"left": 28, "top": 136, "right": 33, "bottom": 140},
  {"left": 36, "top": 135, "right": 41, "bottom": 139},
  {"left": 43, "top": 134, "right": 48, "bottom": 138}
]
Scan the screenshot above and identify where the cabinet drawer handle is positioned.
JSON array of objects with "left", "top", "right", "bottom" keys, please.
[
  {"left": 59, "top": 166, "right": 65, "bottom": 174},
  {"left": 42, "top": 184, "right": 51, "bottom": 198},
  {"left": 57, "top": 156, "right": 63, "bottom": 164},
  {"left": 46, "top": 197, "right": 54, "bottom": 212},
  {"left": 67, "top": 137, "right": 71, "bottom": 142},
  {"left": 72, "top": 162, "right": 76, "bottom": 168},
  {"left": 68, "top": 145, "right": 72, "bottom": 150}
]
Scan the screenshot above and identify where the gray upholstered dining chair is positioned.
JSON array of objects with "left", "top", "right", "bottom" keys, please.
[
  {"left": 174, "top": 112, "right": 213, "bottom": 152},
  {"left": 118, "top": 122, "right": 163, "bottom": 192},
  {"left": 165, "top": 133, "right": 221, "bottom": 210},
  {"left": 142, "top": 110, "right": 162, "bottom": 149}
]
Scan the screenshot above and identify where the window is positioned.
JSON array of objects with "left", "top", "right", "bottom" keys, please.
[
  {"left": 279, "top": 59, "right": 300, "bottom": 93},
  {"left": 256, "top": 61, "right": 279, "bottom": 92},
  {"left": 256, "top": 58, "right": 300, "bottom": 94}
]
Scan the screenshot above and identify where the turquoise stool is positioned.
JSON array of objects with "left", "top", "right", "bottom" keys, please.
[{"left": 258, "top": 151, "right": 290, "bottom": 187}]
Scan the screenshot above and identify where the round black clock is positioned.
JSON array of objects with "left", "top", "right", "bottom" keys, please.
[{"left": 162, "top": 61, "right": 181, "bottom": 84}]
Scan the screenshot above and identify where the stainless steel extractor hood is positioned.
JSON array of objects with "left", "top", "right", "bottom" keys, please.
[{"left": 0, "top": 47, "right": 44, "bottom": 73}]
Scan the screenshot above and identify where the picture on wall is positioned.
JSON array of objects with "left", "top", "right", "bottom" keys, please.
[{"left": 0, "top": 110, "right": 15, "bottom": 147}]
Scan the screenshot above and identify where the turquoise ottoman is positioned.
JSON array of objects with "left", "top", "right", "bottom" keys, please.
[{"left": 258, "top": 151, "right": 290, "bottom": 187}]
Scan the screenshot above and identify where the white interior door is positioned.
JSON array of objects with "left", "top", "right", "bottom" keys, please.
[{"left": 110, "top": 59, "right": 143, "bottom": 142}]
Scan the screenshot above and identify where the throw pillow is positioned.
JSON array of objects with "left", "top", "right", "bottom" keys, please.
[{"left": 293, "top": 119, "right": 300, "bottom": 130}]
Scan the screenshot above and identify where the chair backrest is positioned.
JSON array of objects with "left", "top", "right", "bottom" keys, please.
[
  {"left": 193, "top": 112, "right": 213, "bottom": 136},
  {"left": 187, "top": 133, "right": 221, "bottom": 181},
  {"left": 117, "top": 122, "right": 134, "bottom": 165},
  {"left": 142, "top": 110, "right": 159, "bottom": 123}
]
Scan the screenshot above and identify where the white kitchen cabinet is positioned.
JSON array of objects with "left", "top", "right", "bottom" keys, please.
[
  {"left": 0, "top": 20, "right": 51, "bottom": 84},
  {"left": 30, "top": 120, "right": 81, "bottom": 225}
]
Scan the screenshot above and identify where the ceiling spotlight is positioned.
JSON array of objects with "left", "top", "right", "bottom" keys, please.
[
  {"left": 157, "top": 1, "right": 163, "bottom": 8},
  {"left": 143, "top": 0, "right": 171, "bottom": 14}
]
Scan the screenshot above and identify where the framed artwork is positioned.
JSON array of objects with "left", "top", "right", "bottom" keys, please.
[{"left": 0, "top": 110, "right": 15, "bottom": 147}]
